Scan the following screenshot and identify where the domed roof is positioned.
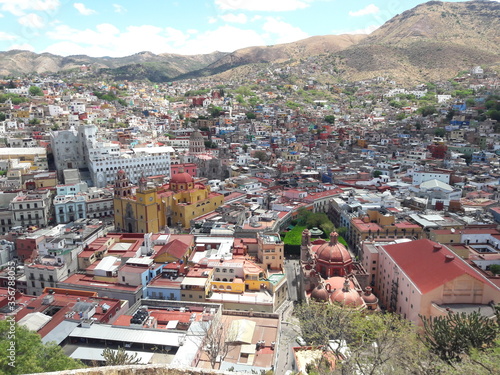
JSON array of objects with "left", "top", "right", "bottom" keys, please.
[
  {"left": 117, "top": 169, "right": 126, "bottom": 175},
  {"left": 330, "top": 278, "right": 364, "bottom": 308},
  {"left": 315, "top": 232, "right": 352, "bottom": 265},
  {"left": 171, "top": 167, "right": 194, "bottom": 184},
  {"left": 310, "top": 284, "right": 330, "bottom": 302},
  {"left": 362, "top": 287, "right": 378, "bottom": 305},
  {"left": 190, "top": 129, "right": 204, "bottom": 141},
  {"left": 325, "top": 276, "right": 354, "bottom": 291}
]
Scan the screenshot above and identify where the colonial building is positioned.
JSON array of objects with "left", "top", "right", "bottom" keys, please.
[
  {"left": 299, "top": 229, "right": 376, "bottom": 310},
  {"left": 113, "top": 168, "right": 224, "bottom": 232},
  {"left": 366, "top": 238, "right": 500, "bottom": 324}
]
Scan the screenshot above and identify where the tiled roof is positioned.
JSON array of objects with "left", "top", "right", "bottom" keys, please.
[{"left": 382, "top": 239, "right": 498, "bottom": 294}]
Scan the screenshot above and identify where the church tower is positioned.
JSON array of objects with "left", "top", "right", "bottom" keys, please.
[
  {"left": 114, "top": 169, "right": 131, "bottom": 198},
  {"left": 189, "top": 129, "right": 205, "bottom": 155}
]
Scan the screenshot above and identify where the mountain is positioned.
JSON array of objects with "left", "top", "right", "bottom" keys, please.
[
  {"left": 0, "top": 1, "right": 498, "bottom": 83},
  {"left": 0, "top": 50, "right": 227, "bottom": 78},
  {"left": 175, "top": 34, "right": 367, "bottom": 79},
  {"left": 335, "top": 0, "right": 500, "bottom": 82}
]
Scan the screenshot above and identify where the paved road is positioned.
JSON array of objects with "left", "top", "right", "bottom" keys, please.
[
  {"left": 283, "top": 259, "right": 300, "bottom": 302},
  {"left": 274, "top": 258, "right": 303, "bottom": 375}
]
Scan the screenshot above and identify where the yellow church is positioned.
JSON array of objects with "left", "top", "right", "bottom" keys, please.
[{"left": 113, "top": 168, "right": 224, "bottom": 233}]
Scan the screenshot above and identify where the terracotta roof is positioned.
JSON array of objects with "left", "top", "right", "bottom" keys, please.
[
  {"left": 154, "top": 239, "right": 190, "bottom": 260},
  {"left": 382, "top": 239, "right": 498, "bottom": 294}
]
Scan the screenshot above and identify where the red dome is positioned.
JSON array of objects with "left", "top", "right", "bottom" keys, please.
[
  {"left": 315, "top": 233, "right": 352, "bottom": 265},
  {"left": 311, "top": 285, "right": 330, "bottom": 301},
  {"left": 362, "top": 287, "right": 378, "bottom": 305},
  {"left": 171, "top": 171, "right": 194, "bottom": 184},
  {"left": 117, "top": 169, "right": 126, "bottom": 175},
  {"left": 330, "top": 288, "right": 364, "bottom": 308}
]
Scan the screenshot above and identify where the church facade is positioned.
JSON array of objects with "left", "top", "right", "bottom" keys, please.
[{"left": 113, "top": 168, "right": 224, "bottom": 233}]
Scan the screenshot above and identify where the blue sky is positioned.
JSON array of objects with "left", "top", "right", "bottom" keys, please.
[{"left": 0, "top": 0, "right": 477, "bottom": 57}]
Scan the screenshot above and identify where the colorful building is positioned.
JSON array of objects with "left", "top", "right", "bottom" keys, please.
[{"left": 113, "top": 168, "right": 224, "bottom": 232}]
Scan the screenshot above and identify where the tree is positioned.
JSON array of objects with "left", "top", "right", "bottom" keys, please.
[
  {"left": 246, "top": 112, "right": 256, "bottom": 119},
  {"left": 0, "top": 320, "right": 84, "bottom": 374},
  {"left": 296, "top": 304, "right": 440, "bottom": 375},
  {"left": 434, "top": 128, "right": 446, "bottom": 138},
  {"left": 208, "top": 105, "right": 223, "bottom": 118},
  {"left": 200, "top": 314, "right": 237, "bottom": 369},
  {"left": 324, "top": 115, "right": 335, "bottom": 124},
  {"left": 28, "top": 86, "right": 43, "bottom": 96},
  {"left": 489, "top": 264, "right": 500, "bottom": 276},
  {"left": 102, "top": 347, "right": 141, "bottom": 366},
  {"left": 253, "top": 150, "right": 269, "bottom": 162},
  {"left": 0, "top": 112, "right": 5, "bottom": 121},
  {"left": 418, "top": 105, "right": 437, "bottom": 117},
  {"left": 340, "top": 313, "right": 436, "bottom": 375},
  {"left": 420, "top": 310, "right": 499, "bottom": 363},
  {"left": 373, "top": 170, "right": 383, "bottom": 178},
  {"left": 294, "top": 302, "right": 355, "bottom": 350}
]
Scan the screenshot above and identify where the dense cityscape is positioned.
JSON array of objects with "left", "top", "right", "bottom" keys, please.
[{"left": 0, "top": 1, "right": 499, "bottom": 374}]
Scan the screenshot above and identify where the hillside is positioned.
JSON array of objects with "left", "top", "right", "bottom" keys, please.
[
  {"left": 0, "top": 50, "right": 227, "bottom": 78},
  {"left": 0, "top": 1, "right": 499, "bottom": 83},
  {"left": 336, "top": 0, "right": 500, "bottom": 82}
]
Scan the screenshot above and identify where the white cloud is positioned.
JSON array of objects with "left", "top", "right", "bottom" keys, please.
[
  {"left": 0, "top": 31, "right": 17, "bottom": 40},
  {"left": 73, "top": 2, "right": 96, "bottom": 16},
  {"left": 112, "top": 3, "right": 126, "bottom": 13},
  {"left": 7, "top": 42, "right": 35, "bottom": 51},
  {"left": 0, "top": 0, "right": 60, "bottom": 16},
  {"left": 208, "top": 16, "right": 217, "bottom": 24},
  {"left": 18, "top": 13, "right": 45, "bottom": 28},
  {"left": 41, "top": 14, "right": 312, "bottom": 57},
  {"left": 332, "top": 24, "right": 380, "bottom": 35},
  {"left": 42, "top": 22, "right": 272, "bottom": 56},
  {"left": 349, "top": 4, "right": 379, "bottom": 17},
  {"left": 220, "top": 13, "right": 248, "bottom": 24},
  {"left": 215, "top": 0, "right": 311, "bottom": 12},
  {"left": 262, "top": 17, "right": 308, "bottom": 44}
]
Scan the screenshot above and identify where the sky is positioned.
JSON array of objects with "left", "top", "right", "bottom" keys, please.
[{"left": 0, "top": 0, "right": 481, "bottom": 57}]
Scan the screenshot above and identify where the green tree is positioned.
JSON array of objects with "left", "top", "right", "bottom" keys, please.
[
  {"left": 0, "top": 112, "right": 5, "bottom": 121},
  {"left": 0, "top": 320, "right": 84, "bottom": 374},
  {"left": 434, "top": 128, "right": 446, "bottom": 137},
  {"left": 246, "top": 112, "right": 256, "bottom": 120},
  {"left": 28, "top": 86, "right": 43, "bottom": 96},
  {"left": 420, "top": 310, "right": 498, "bottom": 363},
  {"left": 324, "top": 115, "right": 335, "bottom": 124},
  {"left": 253, "top": 150, "right": 269, "bottom": 162},
  {"left": 489, "top": 264, "right": 500, "bottom": 275},
  {"left": 418, "top": 105, "right": 437, "bottom": 117},
  {"left": 373, "top": 170, "right": 383, "bottom": 178},
  {"left": 486, "top": 110, "right": 500, "bottom": 122},
  {"left": 208, "top": 105, "right": 223, "bottom": 118},
  {"left": 102, "top": 347, "right": 141, "bottom": 366}
]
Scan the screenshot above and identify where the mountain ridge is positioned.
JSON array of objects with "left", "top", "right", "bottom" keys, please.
[{"left": 0, "top": 1, "right": 499, "bottom": 83}]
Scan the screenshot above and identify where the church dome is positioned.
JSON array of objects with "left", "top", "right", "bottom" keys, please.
[
  {"left": 330, "top": 278, "right": 364, "bottom": 308},
  {"left": 310, "top": 284, "right": 330, "bottom": 302},
  {"left": 315, "top": 232, "right": 352, "bottom": 265},
  {"left": 362, "top": 286, "right": 378, "bottom": 305},
  {"left": 171, "top": 171, "right": 194, "bottom": 184}
]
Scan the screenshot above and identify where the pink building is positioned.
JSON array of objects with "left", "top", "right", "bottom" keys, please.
[{"left": 369, "top": 239, "right": 500, "bottom": 324}]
